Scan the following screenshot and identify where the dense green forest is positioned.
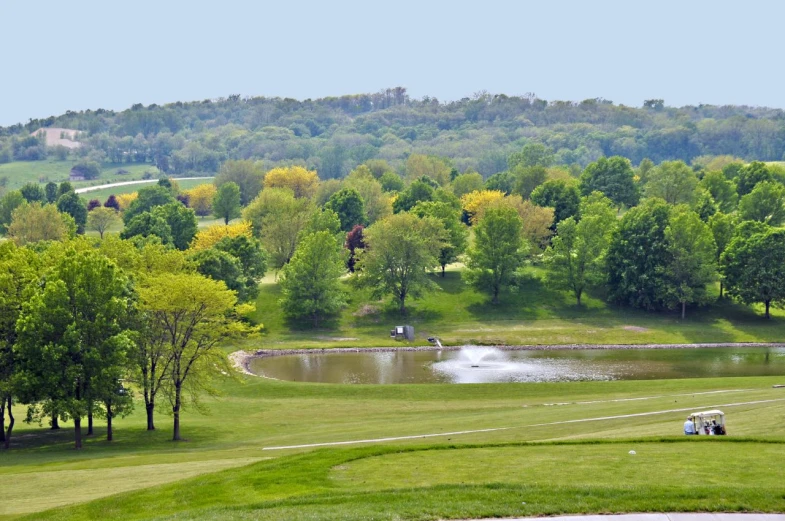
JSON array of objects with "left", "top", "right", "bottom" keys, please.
[{"left": 2, "top": 88, "right": 784, "bottom": 178}]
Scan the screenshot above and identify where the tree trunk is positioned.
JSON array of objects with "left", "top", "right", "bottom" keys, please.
[
  {"left": 441, "top": 264, "right": 446, "bottom": 277},
  {"left": 765, "top": 300, "right": 771, "bottom": 319},
  {"left": 576, "top": 290, "right": 582, "bottom": 307},
  {"left": 146, "top": 402, "right": 155, "bottom": 431},
  {"left": 87, "top": 410, "right": 93, "bottom": 436},
  {"left": 172, "top": 384, "right": 182, "bottom": 441},
  {"left": 491, "top": 285, "right": 499, "bottom": 305},
  {"left": 681, "top": 300, "right": 686, "bottom": 320},
  {"left": 106, "top": 403, "right": 113, "bottom": 442},
  {"left": 51, "top": 412, "right": 60, "bottom": 430},
  {"left": 719, "top": 281, "right": 723, "bottom": 299},
  {"left": 399, "top": 294, "right": 406, "bottom": 315},
  {"left": 0, "top": 397, "right": 5, "bottom": 445},
  {"left": 73, "top": 416, "right": 82, "bottom": 450},
  {"left": 4, "top": 397, "right": 13, "bottom": 450}
]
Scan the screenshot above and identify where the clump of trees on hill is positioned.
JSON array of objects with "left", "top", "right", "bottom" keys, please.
[{"left": 2, "top": 88, "right": 785, "bottom": 179}]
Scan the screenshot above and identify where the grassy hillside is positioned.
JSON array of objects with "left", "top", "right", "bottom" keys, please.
[
  {"left": 0, "top": 160, "right": 159, "bottom": 191},
  {"left": 249, "top": 268, "right": 785, "bottom": 350},
  {"left": 2, "top": 373, "right": 783, "bottom": 520}
]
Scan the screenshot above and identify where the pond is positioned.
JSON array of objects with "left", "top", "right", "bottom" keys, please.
[{"left": 247, "top": 346, "right": 785, "bottom": 384}]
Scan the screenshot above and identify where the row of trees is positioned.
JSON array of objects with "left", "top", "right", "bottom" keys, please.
[
  {"left": 238, "top": 152, "right": 785, "bottom": 324},
  {"left": 0, "top": 237, "right": 256, "bottom": 450}
]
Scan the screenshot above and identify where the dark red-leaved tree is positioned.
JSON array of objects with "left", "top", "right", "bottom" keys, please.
[
  {"left": 104, "top": 195, "right": 120, "bottom": 211},
  {"left": 87, "top": 199, "right": 101, "bottom": 211},
  {"left": 345, "top": 225, "right": 365, "bottom": 273}
]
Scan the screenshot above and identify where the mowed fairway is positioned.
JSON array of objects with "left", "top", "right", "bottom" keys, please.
[{"left": 2, "top": 372, "right": 785, "bottom": 520}]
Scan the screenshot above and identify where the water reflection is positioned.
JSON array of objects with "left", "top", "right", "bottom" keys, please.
[{"left": 246, "top": 346, "right": 785, "bottom": 384}]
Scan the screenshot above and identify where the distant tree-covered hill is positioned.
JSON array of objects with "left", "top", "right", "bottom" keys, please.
[{"left": 1, "top": 88, "right": 784, "bottom": 178}]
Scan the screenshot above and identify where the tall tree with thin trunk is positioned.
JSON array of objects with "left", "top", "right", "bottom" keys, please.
[
  {"left": 138, "top": 273, "right": 248, "bottom": 441},
  {"left": 356, "top": 213, "right": 445, "bottom": 313},
  {"left": 722, "top": 227, "right": 785, "bottom": 319},
  {"left": 464, "top": 205, "right": 525, "bottom": 304},
  {"left": 544, "top": 192, "right": 617, "bottom": 305},
  {"left": 213, "top": 182, "right": 242, "bottom": 225},
  {"left": 664, "top": 206, "right": 717, "bottom": 319}
]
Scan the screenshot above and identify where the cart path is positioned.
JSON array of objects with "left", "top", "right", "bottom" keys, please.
[
  {"left": 261, "top": 397, "right": 785, "bottom": 450},
  {"left": 74, "top": 177, "right": 214, "bottom": 194},
  {"left": 466, "top": 514, "right": 785, "bottom": 521}
]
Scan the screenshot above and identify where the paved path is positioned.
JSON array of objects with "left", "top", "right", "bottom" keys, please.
[
  {"left": 75, "top": 177, "right": 214, "bottom": 194},
  {"left": 472, "top": 512, "right": 785, "bottom": 521}
]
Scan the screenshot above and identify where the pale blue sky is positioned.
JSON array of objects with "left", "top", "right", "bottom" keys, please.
[{"left": 1, "top": 0, "right": 783, "bottom": 126}]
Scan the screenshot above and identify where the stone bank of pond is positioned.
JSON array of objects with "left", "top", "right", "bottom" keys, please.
[{"left": 246, "top": 345, "right": 785, "bottom": 384}]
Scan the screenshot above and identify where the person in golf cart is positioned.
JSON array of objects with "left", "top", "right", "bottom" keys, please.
[{"left": 686, "top": 409, "right": 726, "bottom": 435}]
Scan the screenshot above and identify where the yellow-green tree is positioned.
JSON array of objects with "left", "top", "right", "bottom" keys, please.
[
  {"left": 406, "top": 154, "right": 452, "bottom": 186},
  {"left": 264, "top": 166, "right": 319, "bottom": 199},
  {"left": 185, "top": 184, "right": 218, "bottom": 216},
  {"left": 138, "top": 273, "right": 253, "bottom": 441},
  {"left": 87, "top": 207, "right": 121, "bottom": 239},
  {"left": 7, "top": 203, "right": 75, "bottom": 245},
  {"left": 190, "top": 221, "right": 254, "bottom": 251}
]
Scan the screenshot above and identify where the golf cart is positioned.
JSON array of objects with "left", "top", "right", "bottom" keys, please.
[{"left": 688, "top": 409, "right": 726, "bottom": 435}]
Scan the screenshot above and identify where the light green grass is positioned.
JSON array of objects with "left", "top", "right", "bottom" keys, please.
[
  {"left": 2, "top": 373, "right": 785, "bottom": 519},
  {"left": 248, "top": 268, "right": 785, "bottom": 349},
  {"left": 0, "top": 161, "right": 159, "bottom": 191},
  {"left": 18, "top": 439, "right": 785, "bottom": 520}
]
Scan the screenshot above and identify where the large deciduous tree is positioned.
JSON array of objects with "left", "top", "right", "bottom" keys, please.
[
  {"left": 280, "top": 231, "right": 347, "bottom": 326},
  {"left": 215, "top": 160, "right": 264, "bottom": 205},
  {"left": 412, "top": 201, "right": 468, "bottom": 277},
  {"left": 699, "top": 170, "right": 737, "bottom": 212},
  {"left": 325, "top": 188, "right": 367, "bottom": 232},
  {"left": 606, "top": 198, "right": 671, "bottom": 310},
  {"left": 123, "top": 185, "right": 175, "bottom": 224},
  {"left": 531, "top": 178, "right": 581, "bottom": 225},
  {"left": 0, "top": 243, "right": 41, "bottom": 449},
  {"left": 138, "top": 273, "right": 247, "bottom": 441},
  {"left": 722, "top": 227, "right": 785, "bottom": 319},
  {"left": 243, "top": 188, "right": 314, "bottom": 269},
  {"left": 356, "top": 213, "right": 445, "bottom": 313},
  {"left": 7, "top": 203, "right": 75, "bottom": 245},
  {"left": 87, "top": 207, "right": 121, "bottom": 239},
  {"left": 644, "top": 160, "right": 698, "bottom": 205},
  {"left": 737, "top": 181, "right": 785, "bottom": 226},
  {"left": 15, "top": 249, "right": 133, "bottom": 449},
  {"left": 544, "top": 192, "right": 617, "bottom": 305},
  {"left": 464, "top": 205, "right": 525, "bottom": 304},
  {"left": 580, "top": 156, "right": 640, "bottom": 208},
  {"left": 664, "top": 206, "right": 717, "bottom": 318},
  {"left": 212, "top": 182, "right": 242, "bottom": 225},
  {"left": 708, "top": 212, "right": 736, "bottom": 298},
  {"left": 263, "top": 166, "right": 319, "bottom": 199},
  {"left": 56, "top": 191, "right": 88, "bottom": 234}
]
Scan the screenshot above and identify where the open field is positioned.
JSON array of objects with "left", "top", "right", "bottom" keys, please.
[
  {"left": 1, "top": 372, "right": 784, "bottom": 520},
  {"left": 3, "top": 268, "right": 785, "bottom": 520},
  {"left": 249, "top": 269, "right": 785, "bottom": 350},
  {"left": 0, "top": 161, "right": 161, "bottom": 191}
]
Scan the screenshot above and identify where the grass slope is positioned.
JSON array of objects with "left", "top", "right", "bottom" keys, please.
[
  {"left": 0, "top": 161, "right": 159, "bottom": 191},
  {"left": 2, "top": 373, "right": 785, "bottom": 520},
  {"left": 250, "top": 269, "right": 785, "bottom": 349}
]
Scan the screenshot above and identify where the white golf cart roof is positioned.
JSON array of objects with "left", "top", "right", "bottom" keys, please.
[{"left": 690, "top": 409, "right": 724, "bottom": 417}]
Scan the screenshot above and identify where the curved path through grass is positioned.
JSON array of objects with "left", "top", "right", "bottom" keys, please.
[{"left": 74, "top": 176, "right": 214, "bottom": 194}]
